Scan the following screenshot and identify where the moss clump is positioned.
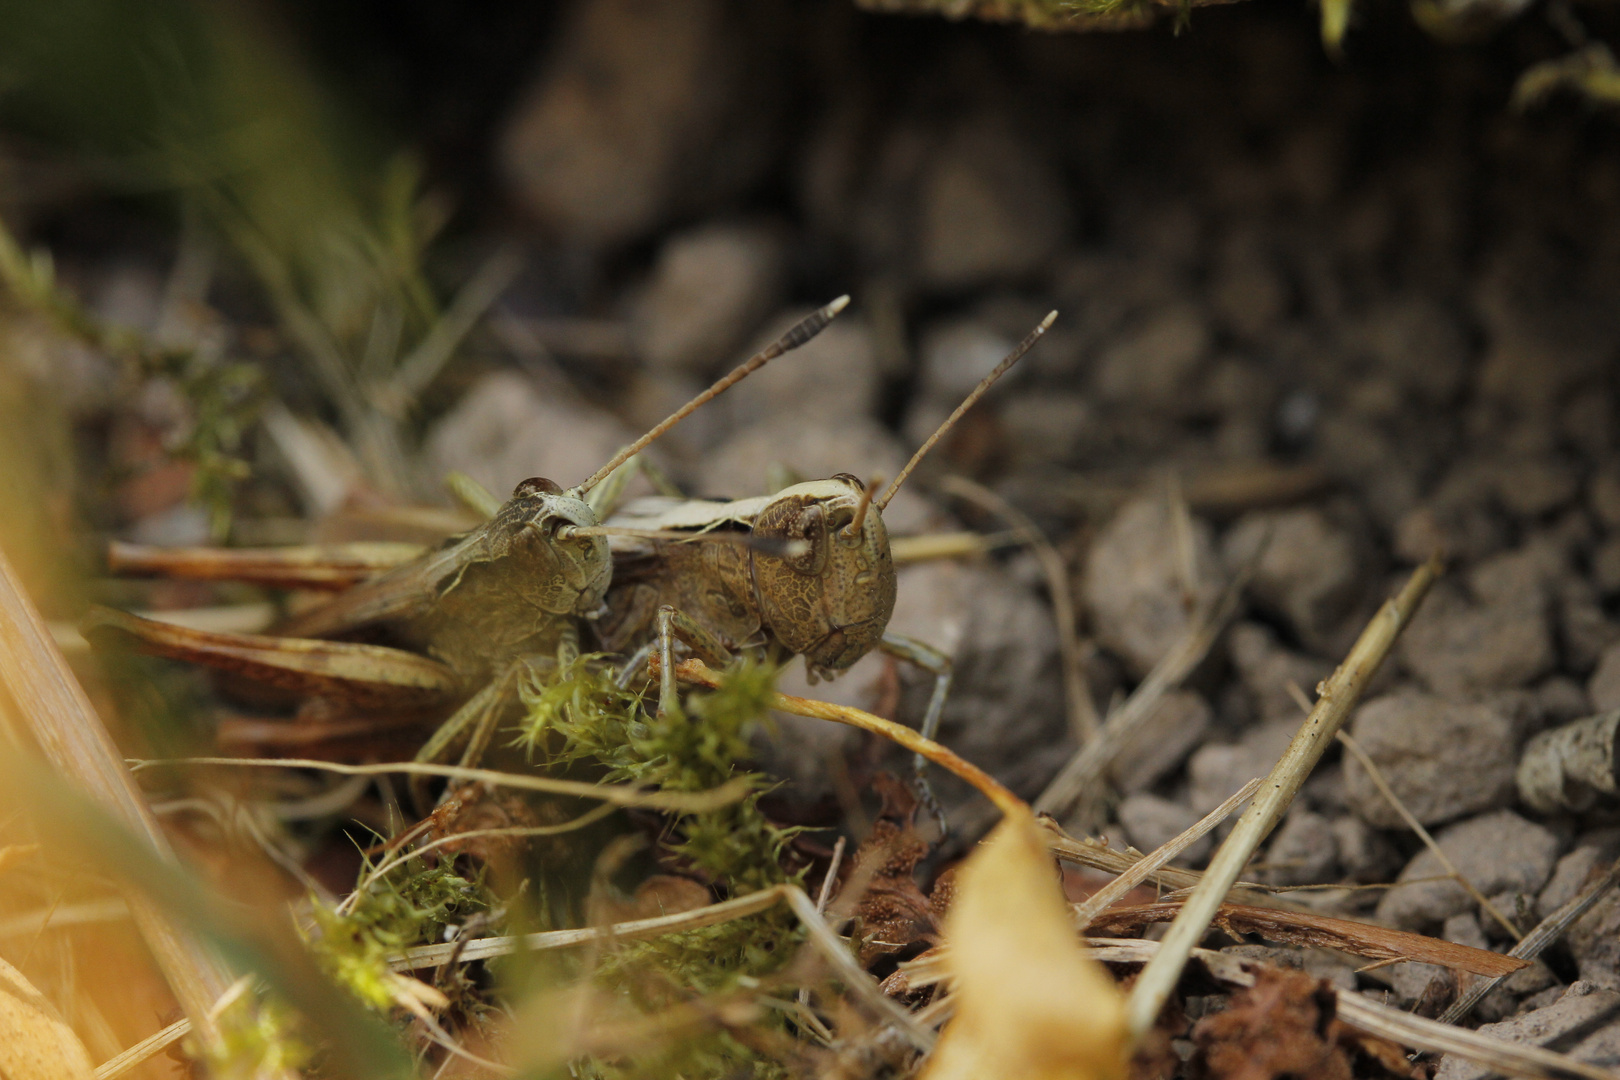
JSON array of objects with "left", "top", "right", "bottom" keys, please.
[{"left": 308, "top": 853, "right": 492, "bottom": 1012}]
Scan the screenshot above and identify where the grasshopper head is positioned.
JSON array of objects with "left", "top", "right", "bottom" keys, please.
[
  {"left": 499, "top": 477, "right": 612, "bottom": 616},
  {"left": 749, "top": 474, "right": 897, "bottom": 681}
]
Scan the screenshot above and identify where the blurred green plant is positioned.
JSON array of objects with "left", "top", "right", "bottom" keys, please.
[{"left": 0, "top": 0, "right": 517, "bottom": 502}]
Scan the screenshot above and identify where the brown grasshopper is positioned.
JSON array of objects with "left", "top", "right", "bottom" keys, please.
[
  {"left": 592, "top": 312, "right": 1057, "bottom": 818},
  {"left": 85, "top": 297, "right": 850, "bottom": 808}
]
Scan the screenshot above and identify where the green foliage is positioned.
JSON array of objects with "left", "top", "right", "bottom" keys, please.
[
  {"left": 0, "top": 214, "right": 262, "bottom": 537},
  {"left": 191, "top": 990, "right": 315, "bottom": 1080},
  {"left": 307, "top": 852, "right": 492, "bottom": 1012}
]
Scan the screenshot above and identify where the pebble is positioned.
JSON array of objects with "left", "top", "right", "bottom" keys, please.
[
  {"left": 1263, "top": 809, "right": 1338, "bottom": 887},
  {"left": 1108, "top": 690, "right": 1212, "bottom": 794},
  {"left": 423, "top": 371, "right": 639, "bottom": 497},
  {"left": 1436, "top": 983, "right": 1620, "bottom": 1080},
  {"left": 1221, "top": 508, "right": 1361, "bottom": 649},
  {"left": 1341, "top": 691, "right": 1520, "bottom": 829},
  {"left": 1376, "top": 810, "right": 1562, "bottom": 930},
  {"left": 1399, "top": 551, "right": 1555, "bottom": 696},
  {"left": 500, "top": 0, "right": 780, "bottom": 248},
  {"left": 1118, "top": 793, "right": 1211, "bottom": 864},
  {"left": 1330, "top": 814, "right": 1403, "bottom": 884},
  {"left": 1539, "top": 831, "right": 1620, "bottom": 919},
  {"left": 1589, "top": 640, "right": 1620, "bottom": 712},
  {"left": 1094, "top": 303, "right": 1212, "bottom": 407},
  {"left": 1225, "top": 622, "right": 1333, "bottom": 724},
  {"left": 631, "top": 221, "right": 786, "bottom": 375},
  {"left": 916, "top": 116, "right": 1070, "bottom": 289},
  {"left": 1083, "top": 494, "right": 1225, "bottom": 679},
  {"left": 1187, "top": 719, "right": 1297, "bottom": 816}
]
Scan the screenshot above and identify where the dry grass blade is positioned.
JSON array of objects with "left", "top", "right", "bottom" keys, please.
[
  {"left": 1042, "top": 821, "right": 1285, "bottom": 907},
  {"left": 1084, "top": 900, "right": 1526, "bottom": 977},
  {"left": 1440, "top": 860, "right": 1620, "bottom": 1025},
  {"left": 0, "top": 545, "right": 235, "bottom": 1039},
  {"left": 1122, "top": 555, "right": 1442, "bottom": 1042},
  {"left": 939, "top": 475, "right": 1099, "bottom": 743},
  {"left": 1071, "top": 777, "right": 1262, "bottom": 927},
  {"left": 91, "top": 1018, "right": 189, "bottom": 1080},
  {"left": 132, "top": 756, "right": 754, "bottom": 812},
  {"left": 890, "top": 531, "right": 1020, "bottom": 565},
  {"left": 665, "top": 658, "right": 1026, "bottom": 815}
]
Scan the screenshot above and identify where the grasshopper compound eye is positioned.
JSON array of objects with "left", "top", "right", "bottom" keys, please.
[{"left": 513, "top": 477, "right": 564, "bottom": 498}]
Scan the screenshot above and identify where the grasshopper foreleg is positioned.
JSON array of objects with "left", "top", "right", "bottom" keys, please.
[
  {"left": 410, "top": 657, "right": 537, "bottom": 812},
  {"left": 878, "top": 632, "right": 953, "bottom": 835},
  {"left": 655, "top": 605, "right": 734, "bottom": 718}
]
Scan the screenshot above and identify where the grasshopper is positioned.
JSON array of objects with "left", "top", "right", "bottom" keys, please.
[
  {"left": 86, "top": 297, "right": 850, "bottom": 808},
  {"left": 592, "top": 312, "right": 1057, "bottom": 818}
]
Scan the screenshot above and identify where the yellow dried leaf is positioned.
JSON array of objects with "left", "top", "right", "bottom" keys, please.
[
  {"left": 922, "top": 805, "right": 1128, "bottom": 1080},
  {"left": 0, "top": 953, "right": 94, "bottom": 1080}
]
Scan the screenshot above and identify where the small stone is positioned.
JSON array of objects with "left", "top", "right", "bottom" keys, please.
[
  {"left": 1475, "top": 960, "right": 1560, "bottom": 1023},
  {"left": 1187, "top": 719, "right": 1297, "bottom": 816},
  {"left": 631, "top": 221, "right": 786, "bottom": 374},
  {"left": 1330, "top": 815, "right": 1403, "bottom": 884},
  {"left": 424, "top": 371, "right": 639, "bottom": 497},
  {"left": 1538, "top": 676, "right": 1593, "bottom": 726},
  {"left": 1000, "top": 393, "right": 1095, "bottom": 466},
  {"left": 1377, "top": 811, "right": 1562, "bottom": 930},
  {"left": 1435, "top": 983, "right": 1620, "bottom": 1080},
  {"left": 1592, "top": 537, "right": 1620, "bottom": 595},
  {"left": 1399, "top": 552, "right": 1554, "bottom": 696},
  {"left": 916, "top": 319, "right": 1025, "bottom": 403},
  {"left": 1118, "top": 794, "right": 1211, "bottom": 865},
  {"left": 916, "top": 116, "right": 1070, "bottom": 289},
  {"left": 721, "top": 311, "right": 881, "bottom": 428},
  {"left": 500, "top": 0, "right": 782, "bottom": 248},
  {"left": 1482, "top": 890, "right": 1537, "bottom": 940},
  {"left": 1226, "top": 622, "right": 1334, "bottom": 724},
  {"left": 1222, "top": 508, "right": 1361, "bottom": 649},
  {"left": 1568, "top": 888, "right": 1620, "bottom": 986},
  {"left": 1591, "top": 470, "right": 1620, "bottom": 530},
  {"left": 1490, "top": 455, "right": 1580, "bottom": 519},
  {"left": 1109, "top": 690, "right": 1213, "bottom": 794},
  {"left": 1095, "top": 303, "right": 1212, "bottom": 407},
  {"left": 1389, "top": 961, "right": 1450, "bottom": 1011},
  {"left": 1264, "top": 810, "right": 1338, "bottom": 887},
  {"left": 1355, "top": 296, "right": 1471, "bottom": 404},
  {"left": 1083, "top": 495, "right": 1224, "bottom": 679},
  {"left": 1589, "top": 641, "right": 1620, "bottom": 712},
  {"left": 1342, "top": 691, "right": 1520, "bottom": 829},
  {"left": 1540, "top": 831, "right": 1620, "bottom": 918}
]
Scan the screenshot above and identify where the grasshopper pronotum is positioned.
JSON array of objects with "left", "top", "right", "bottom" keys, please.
[
  {"left": 592, "top": 312, "right": 1057, "bottom": 821},
  {"left": 87, "top": 297, "right": 851, "bottom": 808}
]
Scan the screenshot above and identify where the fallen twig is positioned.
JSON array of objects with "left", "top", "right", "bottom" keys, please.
[{"left": 1122, "top": 555, "right": 1441, "bottom": 1042}]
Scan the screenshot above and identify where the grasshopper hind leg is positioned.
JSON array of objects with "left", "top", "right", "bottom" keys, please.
[
  {"left": 655, "top": 606, "right": 734, "bottom": 718},
  {"left": 878, "top": 632, "right": 953, "bottom": 836},
  {"left": 409, "top": 657, "right": 536, "bottom": 813}
]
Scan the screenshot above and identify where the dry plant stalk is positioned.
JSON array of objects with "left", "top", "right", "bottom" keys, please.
[
  {"left": 0, "top": 544, "right": 234, "bottom": 1040},
  {"left": 665, "top": 657, "right": 1026, "bottom": 815},
  {"left": 1122, "top": 555, "right": 1441, "bottom": 1042}
]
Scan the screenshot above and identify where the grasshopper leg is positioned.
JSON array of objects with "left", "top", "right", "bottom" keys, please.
[
  {"left": 655, "top": 605, "right": 734, "bottom": 717},
  {"left": 410, "top": 657, "right": 537, "bottom": 812},
  {"left": 878, "top": 631, "right": 953, "bottom": 834}
]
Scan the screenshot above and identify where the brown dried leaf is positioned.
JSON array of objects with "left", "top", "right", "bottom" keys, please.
[
  {"left": 1191, "top": 967, "right": 1352, "bottom": 1080},
  {"left": 921, "top": 805, "right": 1128, "bottom": 1080},
  {"left": 847, "top": 773, "right": 939, "bottom": 966}
]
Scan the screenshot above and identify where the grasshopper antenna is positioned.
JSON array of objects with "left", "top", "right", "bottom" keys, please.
[
  {"left": 575, "top": 295, "right": 852, "bottom": 494},
  {"left": 845, "top": 474, "right": 883, "bottom": 536},
  {"left": 874, "top": 310, "right": 1057, "bottom": 511}
]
